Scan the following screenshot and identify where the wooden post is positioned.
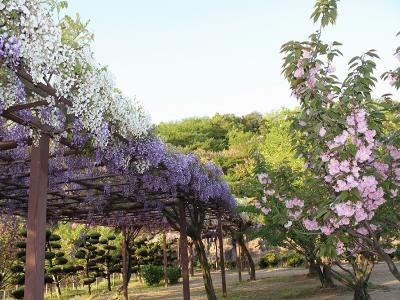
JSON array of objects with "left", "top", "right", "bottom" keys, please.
[
  {"left": 217, "top": 215, "right": 227, "bottom": 297},
  {"left": 24, "top": 134, "right": 49, "bottom": 300},
  {"left": 236, "top": 241, "right": 242, "bottom": 282},
  {"left": 188, "top": 242, "right": 194, "bottom": 277},
  {"left": 163, "top": 231, "right": 169, "bottom": 287},
  {"left": 122, "top": 228, "right": 129, "bottom": 300},
  {"left": 179, "top": 201, "right": 190, "bottom": 300}
]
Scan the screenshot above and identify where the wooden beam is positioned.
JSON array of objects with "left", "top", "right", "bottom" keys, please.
[
  {"left": 24, "top": 133, "right": 49, "bottom": 300},
  {"left": 179, "top": 201, "right": 190, "bottom": 300}
]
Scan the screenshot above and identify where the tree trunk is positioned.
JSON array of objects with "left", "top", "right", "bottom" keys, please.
[
  {"left": 55, "top": 281, "right": 61, "bottom": 297},
  {"left": 107, "top": 273, "right": 111, "bottom": 291},
  {"left": 308, "top": 259, "right": 320, "bottom": 277},
  {"left": 194, "top": 239, "right": 217, "bottom": 300},
  {"left": 163, "top": 232, "right": 169, "bottom": 287},
  {"left": 235, "top": 241, "right": 242, "bottom": 282},
  {"left": 322, "top": 265, "right": 335, "bottom": 288},
  {"left": 237, "top": 236, "right": 255, "bottom": 280},
  {"left": 189, "top": 243, "right": 194, "bottom": 277},
  {"left": 353, "top": 280, "right": 370, "bottom": 300},
  {"left": 122, "top": 229, "right": 129, "bottom": 300}
]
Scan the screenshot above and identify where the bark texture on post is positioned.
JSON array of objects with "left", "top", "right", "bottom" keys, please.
[
  {"left": 25, "top": 134, "right": 50, "bottom": 300},
  {"left": 122, "top": 228, "right": 129, "bottom": 300},
  {"left": 179, "top": 201, "right": 190, "bottom": 300},
  {"left": 163, "top": 232, "right": 169, "bottom": 287},
  {"left": 217, "top": 215, "right": 227, "bottom": 298}
]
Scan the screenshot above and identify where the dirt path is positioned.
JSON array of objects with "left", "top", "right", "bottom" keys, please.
[{"left": 89, "top": 262, "right": 400, "bottom": 299}]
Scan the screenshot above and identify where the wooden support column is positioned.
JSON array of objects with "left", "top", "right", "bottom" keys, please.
[
  {"left": 179, "top": 201, "right": 190, "bottom": 300},
  {"left": 122, "top": 228, "right": 129, "bottom": 300},
  {"left": 235, "top": 241, "right": 242, "bottom": 282},
  {"left": 163, "top": 231, "right": 168, "bottom": 287},
  {"left": 217, "top": 215, "right": 227, "bottom": 298},
  {"left": 25, "top": 133, "right": 49, "bottom": 300}
]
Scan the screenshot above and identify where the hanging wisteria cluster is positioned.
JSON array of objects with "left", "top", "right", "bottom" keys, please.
[{"left": 0, "top": 0, "right": 151, "bottom": 148}]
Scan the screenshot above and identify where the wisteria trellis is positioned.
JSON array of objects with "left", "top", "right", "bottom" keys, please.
[{"left": 0, "top": 0, "right": 235, "bottom": 227}]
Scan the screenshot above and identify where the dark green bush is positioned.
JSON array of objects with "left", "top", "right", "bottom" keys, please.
[
  {"left": 88, "top": 232, "right": 101, "bottom": 239},
  {"left": 225, "top": 261, "right": 236, "bottom": 270},
  {"left": 15, "top": 241, "right": 26, "bottom": 249},
  {"left": 10, "top": 265, "right": 24, "bottom": 273},
  {"left": 11, "top": 287, "right": 24, "bottom": 299},
  {"left": 167, "top": 266, "right": 181, "bottom": 284},
  {"left": 45, "top": 251, "right": 56, "bottom": 260},
  {"left": 83, "top": 277, "right": 96, "bottom": 285},
  {"left": 140, "top": 265, "right": 163, "bottom": 286},
  {"left": 75, "top": 250, "right": 86, "bottom": 259}
]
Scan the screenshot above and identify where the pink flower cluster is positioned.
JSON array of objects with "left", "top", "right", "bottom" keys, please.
[
  {"left": 318, "top": 109, "right": 387, "bottom": 227},
  {"left": 303, "top": 218, "right": 319, "bottom": 231},
  {"left": 336, "top": 241, "right": 345, "bottom": 255},
  {"left": 292, "top": 49, "right": 320, "bottom": 90},
  {"left": 285, "top": 198, "right": 304, "bottom": 220},
  {"left": 256, "top": 172, "right": 275, "bottom": 215}
]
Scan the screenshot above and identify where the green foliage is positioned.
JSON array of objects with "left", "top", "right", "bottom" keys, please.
[
  {"left": 11, "top": 288, "right": 24, "bottom": 300},
  {"left": 310, "top": 0, "right": 338, "bottom": 27},
  {"left": 74, "top": 232, "right": 103, "bottom": 292},
  {"left": 259, "top": 252, "right": 279, "bottom": 268},
  {"left": 167, "top": 266, "right": 181, "bottom": 284},
  {"left": 140, "top": 265, "right": 164, "bottom": 286},
  {"left": 286, "top": 252, "right": 305, "bottom": 267}
]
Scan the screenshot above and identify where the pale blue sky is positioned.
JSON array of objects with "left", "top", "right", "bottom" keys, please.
[{"left": 66, "top": 0, "right": 400, "bottom": 124}]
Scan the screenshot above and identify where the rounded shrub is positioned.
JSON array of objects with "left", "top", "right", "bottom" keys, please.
[
  {"left": 167, "top": 266, "right": 181, "bottom": 284},
  {"left": 140, "top": 265, "right": 164, "bottom": 286},
  {"left": 108, "top": 234, "right": 116, "bottom": 240},
  {"left": 11, "top": 287, "right": 24, "bottom": 299},
  {"left": 259, "top": 252, "right": 279, "bottom": 268},
  {"left": 83, "top": 277, "right": 96, "bottom": 285},
  {"left": 15, "top": 241, "right": 26, "bottom": 249},
  {"left": 88, "top": 232, "right": 101, "bottom": 239},
  {"left": 45, "top": 251, "right": 56, "bottom": 260},
  {"left": 287, "top": 252, "right": 304, "bottom": 267},
  {"left": 10, "top": 265, "right": 24, "bottom": 273},
  {"left": 265, "top": 253, "right": 279, "bottom": 267}
]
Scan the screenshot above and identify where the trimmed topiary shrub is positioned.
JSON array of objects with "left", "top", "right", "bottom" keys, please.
[
  {"left": 167, "top": 266, "right": 181, "bottom": 284},
  {"left": 140, "top": 265, "right": 164, "bottom": 286}
]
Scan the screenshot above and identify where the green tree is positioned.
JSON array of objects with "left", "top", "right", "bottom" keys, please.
[{"left": 74, "top": 232, "right": 103, "bottom": 295}]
